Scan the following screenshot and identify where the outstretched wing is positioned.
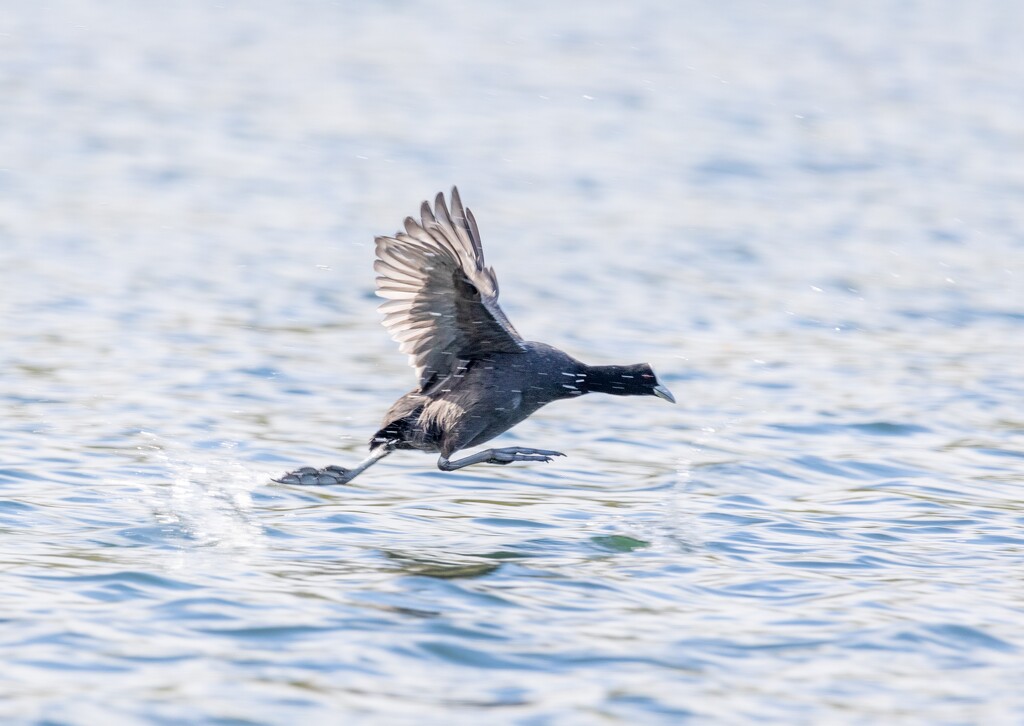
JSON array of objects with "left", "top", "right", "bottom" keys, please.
[{"left": 375, "top": 187, "right": 525, "bottom": 392}]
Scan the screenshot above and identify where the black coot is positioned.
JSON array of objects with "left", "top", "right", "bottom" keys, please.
[{"left": 277, "top": 188, "right": 674, "bottom": 486}]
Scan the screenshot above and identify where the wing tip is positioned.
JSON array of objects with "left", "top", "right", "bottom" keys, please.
[
  {"left": 420, "top": 200, "right": 434, "bottom": 225},
  {"left": 434, "top": 190, "right": 450, "bottom": 222}
]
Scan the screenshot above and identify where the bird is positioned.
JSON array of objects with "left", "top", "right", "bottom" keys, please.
[{"left": 275, "top": 187, "right": 675, "bottom": 486}]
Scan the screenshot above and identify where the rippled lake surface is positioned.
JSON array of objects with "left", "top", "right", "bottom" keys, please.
[{"left": 3, "top": 1, "right": 1024, "bottom": 723}]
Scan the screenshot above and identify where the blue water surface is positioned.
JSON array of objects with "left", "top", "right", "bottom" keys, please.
[{"left": 1, "top": 1, "right": 1023, "bottom": 723}]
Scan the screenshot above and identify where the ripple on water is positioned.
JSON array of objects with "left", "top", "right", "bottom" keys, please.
[{"left": 3, "top": 0, "right": 1024, "bottom": 722}]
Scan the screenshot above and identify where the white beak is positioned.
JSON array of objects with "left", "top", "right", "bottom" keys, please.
[{"left": 653, "top": 384, "right": 676, "bottom": 404}]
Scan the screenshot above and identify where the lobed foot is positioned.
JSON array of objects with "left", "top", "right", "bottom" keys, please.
[
  {"left": 487, "top": 447, "right": 566, "bottom": 465},
  {"left": 273, "top": 465, "right": 354, "bottom": 486}
]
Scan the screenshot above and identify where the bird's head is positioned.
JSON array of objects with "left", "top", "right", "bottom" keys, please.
[
  {"left": 585, "top": 363, "right": 675, "bottom": 403},
  {"left": 637, "top": 364, "right": 676, "bottom": 403}
]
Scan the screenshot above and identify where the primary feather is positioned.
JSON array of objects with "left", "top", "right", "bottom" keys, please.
[{"left": 374, "top": 187, "right": 525, "bottom": 393}]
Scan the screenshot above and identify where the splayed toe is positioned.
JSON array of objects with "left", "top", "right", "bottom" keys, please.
[{"left": 273, "top": 465, "right": 353, "bottom": 486}]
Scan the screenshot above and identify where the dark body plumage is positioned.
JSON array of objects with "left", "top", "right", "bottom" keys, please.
[
  {"left": 276, "top": 188, "right": 674, "bottom": 487},
  {"left": 372, "top": 344, "right": 663, "bottom": 458}
]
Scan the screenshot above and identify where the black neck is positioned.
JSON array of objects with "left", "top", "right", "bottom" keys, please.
[{"left": 581, "top": 364, "right": 651, "bottom": 397}]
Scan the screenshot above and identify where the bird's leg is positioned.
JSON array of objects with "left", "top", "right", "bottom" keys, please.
[
  {"left": 437, "top": 447, "right": 565, "bottom": 471},
  {"left": 275, "top": 443, "right": 395, "bottom": 486}
]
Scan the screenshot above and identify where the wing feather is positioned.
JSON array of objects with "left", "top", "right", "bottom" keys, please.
[{"left": 375, "top": 187, "right": 525, "bottom": 391}]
